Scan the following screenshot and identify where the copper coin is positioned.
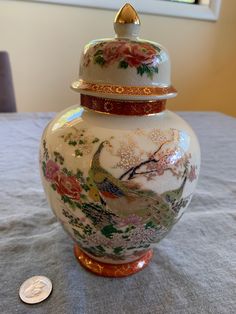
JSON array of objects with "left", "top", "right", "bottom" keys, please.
[{"left": 19, "top": 276, "right": 52, "bottom": 304}]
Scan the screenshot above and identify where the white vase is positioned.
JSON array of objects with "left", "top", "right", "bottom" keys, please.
[{"left": 40, "top": 4, "right": 200, "bottom": 277}]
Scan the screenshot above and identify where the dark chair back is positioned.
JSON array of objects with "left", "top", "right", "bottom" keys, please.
[{"left": 0, "top": 51, "right": 17, "bottom": 112}]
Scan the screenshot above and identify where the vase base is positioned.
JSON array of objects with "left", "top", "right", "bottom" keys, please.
[{"left": 74, "top": 245, "right": 153, "bottom": 277}]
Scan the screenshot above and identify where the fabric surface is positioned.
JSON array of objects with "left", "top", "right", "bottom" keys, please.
[{"left": 0, "top": 111, "right": 236, "bottom": 314}]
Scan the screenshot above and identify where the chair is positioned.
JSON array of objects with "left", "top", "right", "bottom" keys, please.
[{"left": 0, "top": 51, "right": 17, "bottom": 112}]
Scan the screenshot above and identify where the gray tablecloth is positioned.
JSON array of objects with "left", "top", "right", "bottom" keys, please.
[{"left": 0, "top": 111, "right": 236, "bottom": 314}]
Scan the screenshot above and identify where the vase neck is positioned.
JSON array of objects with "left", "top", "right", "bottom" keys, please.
[{"left": 80, "top": 95, "right": 166, "bottom": 116}]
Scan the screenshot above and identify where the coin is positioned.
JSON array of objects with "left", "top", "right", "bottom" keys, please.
[{"left": 19, "top": 276, "right": 52, "bottom": 304}]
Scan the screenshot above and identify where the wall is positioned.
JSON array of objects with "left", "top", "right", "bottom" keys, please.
[{"left": 0, "top": 0, "right": 236, "bottom": 115}]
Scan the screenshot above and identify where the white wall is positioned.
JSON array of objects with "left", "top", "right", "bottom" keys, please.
[{"left": 0, "top": 0, "right": 236, "bottom": 116}]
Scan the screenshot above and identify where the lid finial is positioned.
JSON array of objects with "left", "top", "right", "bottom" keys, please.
[
  {"left": 114, "top": 3, "right": 140, "bottom": 25},
  {"left": 114, "top": 3, "right": 140, "bottom": 38}
]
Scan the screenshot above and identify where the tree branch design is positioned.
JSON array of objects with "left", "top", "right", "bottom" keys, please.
[
  {"left": 119, "top": 141, "right": 173, "bottom": 181},
  {"left": 113, "top": 129, "right": 196, "bottom": 183}
]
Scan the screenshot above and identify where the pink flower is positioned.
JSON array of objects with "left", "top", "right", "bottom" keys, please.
[
  {"left": 103, "top": 41, "right": 126, "bottom": 65},
  {"left": 54, "top": 173, "right": 82, "bottom": 200},
  {"left": 97, "top": 41, "right": 158, "bottom": 68},
  {"left": 123, "top": 43, "right": 158, "bottom": 67},
  {"left": 115, "top": 214, "right": 143, "bottom": 227},
  {"left": 146, "top": 155, "right": 169, "bottom": 176},
  {"left": 45, "top": 160, "right": 59, "bottom": 181}
]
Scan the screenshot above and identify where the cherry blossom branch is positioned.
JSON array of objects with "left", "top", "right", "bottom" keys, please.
[
  {"left": 151, "top": 141, "right": 172, "bottom": 158},
  {"left": 133, "top": 169, "right": 159, "bottom": 176},
  {"left": 121, "top": 153, "right": 170, "bottom": 180},
  {"left": 130, "top": 164, "right": 185, "bottom": 180},
  {"left": 119, "top": 154, "right": 190, "bottom": 182},
  {"left": 119, "top": 158, "right": 156, "bottom": 180},
  {"left": 119, "top": 140, "right": 172, "bottom": 181}
]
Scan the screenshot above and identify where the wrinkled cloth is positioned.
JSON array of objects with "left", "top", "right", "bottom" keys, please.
[{"left": 0, "top": 111, "right": 236, "bottom": 314}]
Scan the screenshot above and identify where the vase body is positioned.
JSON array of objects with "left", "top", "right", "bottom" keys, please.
[
  {"left": 40, "top": 4, "right": 200, "bottom": 276},
  {"left": 40, "top": 105, "right": 200, "bottom": 269}
]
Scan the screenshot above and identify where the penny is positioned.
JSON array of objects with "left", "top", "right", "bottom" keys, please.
[{"left": 19, "top": 276, "right": 52, "bottom": 304}]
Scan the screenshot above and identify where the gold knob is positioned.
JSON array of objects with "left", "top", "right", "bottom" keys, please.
[{"left": 114, "top": 3, "right": 140, "bottom": 25}]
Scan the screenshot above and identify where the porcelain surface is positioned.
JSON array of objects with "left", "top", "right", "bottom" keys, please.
[
  {"left": 40, "top": 106, "right": 200, "bottom": 264},
  {"left": 72, "top": 5, "right": 176, "bottom": 100},
  {"left": 40, "top": 4, "right": 200, "bottom": 275}
]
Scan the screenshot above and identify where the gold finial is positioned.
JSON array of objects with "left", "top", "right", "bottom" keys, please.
[{"left": 114, "top": 3, "right": 140, "bottom": 25}]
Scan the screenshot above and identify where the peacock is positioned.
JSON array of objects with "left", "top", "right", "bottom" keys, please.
[
  {"left": 162, "top": 176, "right": 187, "bottom": 204},
  {"left": 88, "top": 140, "right": 186, "bottom": 228}
]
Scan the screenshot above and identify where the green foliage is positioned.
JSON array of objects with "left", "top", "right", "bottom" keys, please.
[
  {"left": 171, "top": 197, "right": 189, "bottom": 214},
  {"left": 92, "top": 138, "right": 99, "bottom": 143},
  {"left": 73, "top": 224, "right": 94, "bottom": 238},
  {"left": 75, "top": 202, "right": 82, "bottom": 209},
  {"left": 137, "top": 64, "right": 159, "bottom": 79},
  {"left": 137, "top": 64, "right": 146, "bottom": 76},
  {"left": 119, "top": 60, "right": 129, "bottom": 69},
  {"left": 124, "top": 226, "right": 135, "bottom": 233},
  {"left": 63, "top": 209, "right": 94, "bottom": 237},
  {"left": 43, "top": 140, "right": 49, "bottom": 160},
  {"left": 75, "top": 149, "right": 83, "bottom": 157},
  {"left": 51, "top": 183, "right": 56, "bottom": 191},
  {"left": 68, "top": 140, "right": 77, "bottom": 146},
  {"left": 76, "top": 169, "right": 83, "bottom": 179},
  {"left": 61, "top": 195, "right": 74, "bottom": 206},
  {"left": 83, "top": 225, "right": 94, "bottom": 236},
  {"left": 122, "top": 235, "right": 129, "bottom": 239},
  {"left": 145, "top": 221, "right": 156, "bottom": 229},
  {"left": 81, "top": 202, "right": 116, "bottom": 226},
  {"left": 96, "top": 245, "right": 105, "bottom": 252},
  {"left": 42, "top": 161, "right": 46, "bottom": 176},
  {"left": 113, "top": 247, "right": 123, "bottom": 255},
  {"left": 94, "top": 55, "right": 105, "bottom": 66},
  {"left": 72, "top": 228, "right": 84, "bottom": 239},
  {"left": 101, "top": 224, "right": 123, "bottom": 239},
  {"left": 84, "top": 246, "right": 106, "bottom": 257},
  {"left": 82, "top": 183, "right": 90, "bottom": 192},
  {"left": 62, "top": 167, "right": 72, "bottom": 176},
  {"left": 53, "top": 151, "right": 64, "bottom": 165}
]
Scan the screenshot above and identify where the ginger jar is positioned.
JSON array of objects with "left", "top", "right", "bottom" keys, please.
[{"left": 40, "top": 4, "right": 200, "bottom": 277}]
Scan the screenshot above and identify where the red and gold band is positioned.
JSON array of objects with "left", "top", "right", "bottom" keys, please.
[
  {"left": 81, "top": 94, "right": 166, "bottom": 116},
  {"left": 74, "top": 245, "right": 153, "bottom": 277}
]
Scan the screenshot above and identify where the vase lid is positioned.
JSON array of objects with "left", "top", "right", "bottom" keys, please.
[{"left": 71, "top": 3, "right": 177, "bottom": 100}]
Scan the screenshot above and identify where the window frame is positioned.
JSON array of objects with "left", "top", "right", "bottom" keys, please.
[{"left": 28, "top": 0, "right": 222, "bottom": 21}]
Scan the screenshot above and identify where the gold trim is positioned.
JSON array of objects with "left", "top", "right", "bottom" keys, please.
[
  {"left": 71, "top": 80, "right": 177, "bottom": 97},
  {"left": 74, "top": 245, "right": 153, "bottom": 277},
  {"left": 114, "top": 3, "right": 140, "bottom": 25}
]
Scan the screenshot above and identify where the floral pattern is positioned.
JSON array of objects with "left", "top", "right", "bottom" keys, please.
[
  {"left": 41, "top": 128, "right": 198, "bottom": 262},
  {"left": 54, "top": 173, "right": 82, "bottom": 201},
  {"left": 80, "top": 95, "right": 166, "bottom": 116},
  {"left": 60, "top": 128, "right": 99, "bottom": 157},
  {"left": 45, "top": 160, "right": 59, "bottom": 181},
  {"left": 84, "top": 40, "right": 161, "bottom": 79}
]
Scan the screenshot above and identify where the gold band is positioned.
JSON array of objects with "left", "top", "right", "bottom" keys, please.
[{"left": 71, "top": 80, "right": 177, "bottom": 97}]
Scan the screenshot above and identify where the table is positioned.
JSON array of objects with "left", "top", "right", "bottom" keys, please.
[{"left": 0, "top": 112, "right": 236, "bottom": 314}]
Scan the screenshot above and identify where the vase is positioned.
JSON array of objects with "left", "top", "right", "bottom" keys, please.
[{"left": 40, "top": 4, "right": 200, "bottom": 277}]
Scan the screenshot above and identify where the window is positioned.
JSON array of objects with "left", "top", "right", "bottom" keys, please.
[
  {"left": 28, "top": 0, "right": 221, "bottom": 21},
  {"left": 161, "top": 0, "right": 209, "bottom": 4},
  {"left": 162, "top": 0, "right": 198, "bottom": 3}
]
